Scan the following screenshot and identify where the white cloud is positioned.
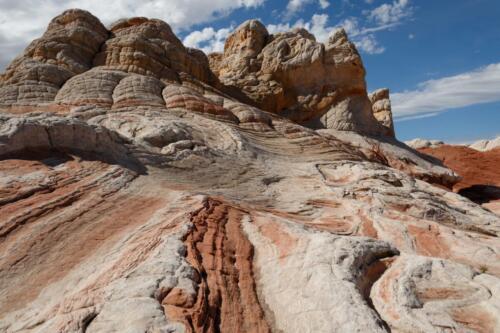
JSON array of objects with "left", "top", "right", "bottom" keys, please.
[
  {"left": 368, "top": 0, "right": 412, "bottom": 25},
  {"left": 394, "top": 112, "right": 440, "bottom": 122},
  {"left": 267, "top": 14, "right": 333, "bottom": 43},
  {"left": 337, "top": 17, "right": 361, "bottom": 36},
  {"left": 355, "top": 35, "right": 385, "bottom": 54},
  {"left": 0, "top": 0, "right": 265, "bottom": 69},
  {"left": 267, "top": 22, "right": 294, "bottom": 34},
  {"left": 392, "top": 63, "right": 500, "bottom": 119},
  {"left": 267, "top": 14, "right": 387, "bottom": 55},
  {"left": 183, "top": 26, "right": 232, "bottom": 54},
  {"left": 319, "top": 0, "right": 330, "bottom": 9},
  {"left": 408, "top": 33, "right": 415, "bottom": 39},
  {"left": 0, "top": 0, "right": 415, "bottom": 69},
  {"left": 285, "top": 0, "right": 330, "bottom": 15},
  {"left": 286, "top": 0, "right": 314, "bottom": 16}
]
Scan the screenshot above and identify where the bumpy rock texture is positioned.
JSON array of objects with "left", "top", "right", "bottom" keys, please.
[
  {"left": 469, "top": 136, "right": 500, "bottom": 151},
  {"left": 405, "top": 138, "right": 444, "bottom": 149},
  {"left": 1, "top": 9, "right": 499, "bottom": 333},
  {"left": 209, "top": 22, "right": 388, "bottom": 135},
  {"left": 368, "top": 88, "right": 394, "bottom": 137}
]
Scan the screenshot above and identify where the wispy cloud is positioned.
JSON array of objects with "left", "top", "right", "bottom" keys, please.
[
  {"left": 394, "top": 112, "right": 440, "bottom": 122},
  {"left": 392, "top": 63, "right": 500, "bottom": 118}
]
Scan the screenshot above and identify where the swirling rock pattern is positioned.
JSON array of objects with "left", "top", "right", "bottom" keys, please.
[{"left": 0, "top": 9, "right": 499, "bottom": 333}]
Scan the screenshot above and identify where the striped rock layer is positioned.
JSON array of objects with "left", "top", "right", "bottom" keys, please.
[{"left": 0, "top": 9, "right": 499, "bottom": 333}]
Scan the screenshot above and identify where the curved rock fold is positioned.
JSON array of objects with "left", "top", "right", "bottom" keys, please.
[{"left": 0, "top": 9, "right": 499, "bottom": 333}]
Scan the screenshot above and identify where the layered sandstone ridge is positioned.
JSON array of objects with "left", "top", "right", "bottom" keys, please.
[
  {"left": 0, "top": 11, "right": 391, "bottom": 137},
  {"left": 1, "top": 9, "right": 499, "bottom": 333},
  {"left": 209, "top": 21, "right": 390, "bottom": 135}
]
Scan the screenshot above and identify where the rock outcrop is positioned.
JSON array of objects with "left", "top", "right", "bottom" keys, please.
[
  {"left": 1, "top": 9, "right": 499, "bottom": 333},
  {"left": 469, "top": 136, "right": 500, "bottom": 151},
  {"left": 419, "top": 144, "right": 500, "bottom": 215},
  {"left": 209, "top": 23, "right": 386, "bottom": 135},
  {"left": 405, "top": 138, "right": 444, "bottom": 149},
  {"left": 369, "top": 88, "right": 394, "bottom": 137},
  {"left": 0, "top": 9, "right": 108, "bottom": 107}
]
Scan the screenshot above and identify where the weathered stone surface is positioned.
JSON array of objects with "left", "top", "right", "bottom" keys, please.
[
  {"left": 369, "top": 88, "right": 394, "bottom": 137},
  {"left": 469, "top": 136, "right": 500, "bottom": 151},
  {"left": 0, "top": 10, "right": 499, "bottom": 333},
  {"left": 0, "top": 9, "right": 108, "bottom": 106},
  {"left": 94, "top": 17, "right": 215, "bottom": 84},
  {"left": 372, "top": 255, "right": 500, "bottom": 332},
  {"left": 209, "top": 23, "right": 387, "bottom": 135},
  {"left": 405, "top": 138, "right": 444, "bottom": 149}
]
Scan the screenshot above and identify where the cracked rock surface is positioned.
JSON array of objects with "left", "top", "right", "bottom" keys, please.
[{"left": 0, "top": 9, "right": 499, "bottom": 333}]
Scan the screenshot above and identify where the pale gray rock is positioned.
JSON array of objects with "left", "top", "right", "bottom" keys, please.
[
  {"left": 405, "top": 138, "right": 444, "bottom": 149},
  {"left": 469, "top": 136, "right": 500, "bottom": 151},
  {"left": 0, "top": 10, "right": 499, "bottom": 333}
]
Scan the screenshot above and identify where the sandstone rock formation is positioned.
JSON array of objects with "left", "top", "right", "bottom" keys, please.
[
  {"left": 469, "top": 136, "right": 500, "bottom": 151},
  {"left": 1, "top": 9, "right": 499, "bottom": 333},
  {"left": 208, "top": 22, "right": 387, "bottom": 136},
  {"left": 405, "top": 138, "right": 444, "bottom": 149},
  {"left": 369, "top": 88, "right": 394, "bottom": 137},
  {"left": 0, "top": 9, "right": 108, "bottom": 107}
]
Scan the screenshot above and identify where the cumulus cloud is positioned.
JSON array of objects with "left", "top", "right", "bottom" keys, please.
[
  {"left": 0, "top": 0, "right": 414, "bottom": 69},
  {"left": 285, "top": 0, "right": 330, "bottom": 17},
  {"left": 392, "top": 63, "right": 500, "bottom": 119},
  {"left": 0, "top": 0, "right": 265, "bottom": 69},
  {"left": 267, "top": 14, "right": 333, "bottom": 42},
  {"left": 368, "top": 0, "right": 412, "bottom": 25},
  {"left": 319, "top": 0, "right": 330, "bottom": 9},
  {"left": 267, "top": 14, "right": 388, "bottom": 55},
  {"left": 355, "top": 35, "right": 385, "bottom": 54},
  {"left": 285, "top": 0, "right": 312, "bottom": 15},
  {"left": 183, "top": 27, "right": 232, "bottom": 53}
]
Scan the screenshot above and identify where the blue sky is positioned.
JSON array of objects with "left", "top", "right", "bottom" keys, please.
[{"left": 0, "top": 0, "right": 499, "bottom": 142}]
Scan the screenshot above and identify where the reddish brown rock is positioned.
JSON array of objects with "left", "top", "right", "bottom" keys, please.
[
  {"left": 0, "top": 9, "right": 498, "bottom": 333},
  {"left": 165, "top": 200, "right": 271, "bottom": 333},
  {"left": 419, "top": 144, "right": 500, "bottom": 214}
]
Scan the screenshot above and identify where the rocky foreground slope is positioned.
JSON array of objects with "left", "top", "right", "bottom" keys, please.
[{"left": 0, "top": 9, "right": 499, "bottom": 333}]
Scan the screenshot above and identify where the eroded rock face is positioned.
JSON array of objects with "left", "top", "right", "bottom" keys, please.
[
  {"left": 469, "top": 136, "right": 500, "bottom": 151},
  {"left": 0, "top": 10, "right": 499, "bottom": 333},
  {"left": 209, "top": 23, "right": 386, "bottom": 135},
  {"left": 0, "top": 9, "right": 108, "bottom": 106},
  {"left": 94, "top": 17, "right": 215, "bottom": 83},
  {"left": 369, "top": 88, "right": 394, "bottom": 137},
  {"left": 405, "top": 138, "right": 444, "bottom": 149}
]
